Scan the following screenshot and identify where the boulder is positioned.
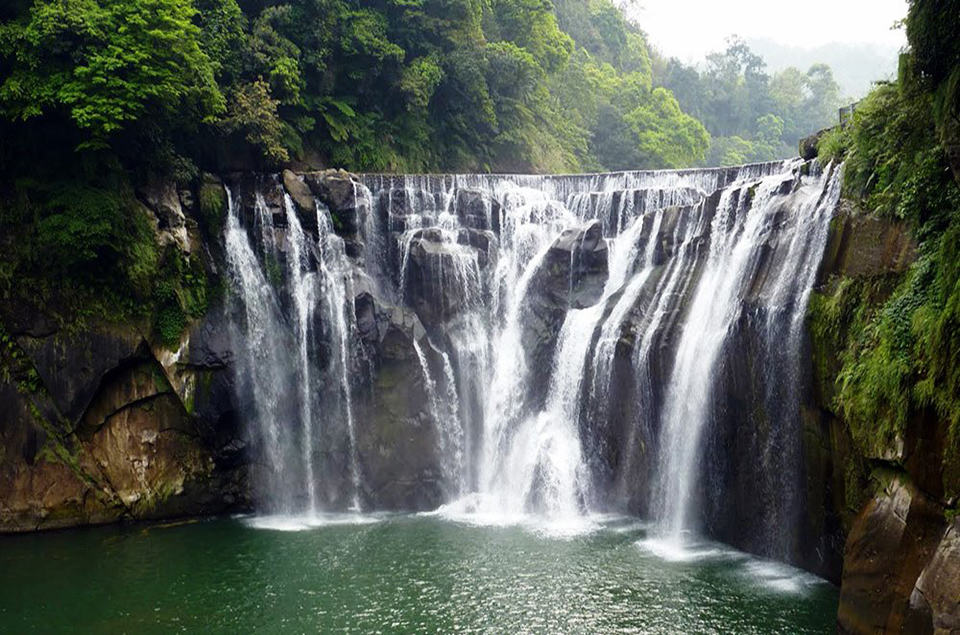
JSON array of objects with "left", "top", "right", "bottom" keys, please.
[
  {"left": 534, "top": 220, "right": 609, "bottom": 310},
  {"left": 282, "top": 169, "right": 318, "bottom": 234},
  {"left": 455, "top": 188, "right": 502, "bottom": 233},
  {"left": 800, "top": 129, "right": 827, "bottom": 161},
  {"left": 137, "top": 180, "right": 191, "bottom": 253},
  {"left": 303, "top": 169, "right": 363, "bottom": 235},
  {"left": 838, "top": 475, "right": 947, "bottom": 634},
  {"left": 404, "top": 229, "right": 487, "bottom": 330},
  {"left": 910, "top": 520, "right": 960, "bottom": 633}
]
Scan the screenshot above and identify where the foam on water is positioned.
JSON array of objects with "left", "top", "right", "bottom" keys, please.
[
  {"left": 427, "top": 494, "right": 601, "bottom": 539},
  {"left": 244, "top": 513, "right": 385, "bottom": 532},
  {"left": 741, "top": 560, "right": 828, "bottom": 595},
  {"left": 638, "top": 533, "right": 829, "bottom": 597}
]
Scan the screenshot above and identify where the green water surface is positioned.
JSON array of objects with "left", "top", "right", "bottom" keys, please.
[{"left": 0, "top": 514, "right": 838, "bottom": 633}]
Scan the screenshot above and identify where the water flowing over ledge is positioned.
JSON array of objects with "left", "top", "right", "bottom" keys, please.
[{"left": 221, "top": 159, "right": 842, "bottom": 569}]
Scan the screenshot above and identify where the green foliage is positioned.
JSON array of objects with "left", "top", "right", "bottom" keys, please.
[
  {"left": 704, "top": 136, "right": 755, "bottom": 167},
  {"left": 221, "top": 79, "right": 290, "bottom": 163},
  {"left": 625, "top": 87, "right": 709, "bottom": 169},
  {"left": 264, "top": 253, "right": 283, "bottom": 289},
  {"left": 198, "top": 179, "right": 227, "bottom": 236},
  {"left": 0, "top": 0, "right": 223, "bottom": 145},
  {"left": 0, "top": 171, "right": 160, "bottom": 318},
  {"left": 0, "top": 0, "right": 725, "bottom": 173},
  {"left": 809, "top": 3, "right": 960, "bottom": 497},
  {"left": 816, "top": 125, "right": 849, "bottom": 165},
  {"left": 34, "top": 185, "right": 128, "bottom": 273},
  {"left": 152, "top": 247, "right": 210, "bottom": 346},
  {"left": 837, "top": 262, "right": 930, "bottom": 450}
]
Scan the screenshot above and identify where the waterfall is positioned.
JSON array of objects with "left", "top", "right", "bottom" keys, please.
[
  {"left": 222, "top": 179, "right": 365, "bottom": 514},
  {"left": 285, "top": 195, "right": 319, "bottom": 515},
  {"left": 648, "top": 162, "right": 842, "bottom": 553},
  {"left": 221, "top": 161, "right": 841, "bottom": 560},
  {"left": 224, "top": 186, "right": 299, "bottom": 512},
  {"left": 414, "top": 338, "right": 465, "bottom": 495},
  {"left": 655, "top": 173, "right": 792, "bottom": 539}
]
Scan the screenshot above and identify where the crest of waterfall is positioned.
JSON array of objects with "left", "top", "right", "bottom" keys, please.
[{"left": 222, "top": 160, "right": 842, "bottom": 557}]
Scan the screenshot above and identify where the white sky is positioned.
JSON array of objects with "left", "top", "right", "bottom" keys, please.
[{"left": 632, "top": 0, "right": 909, "bottom": 62}]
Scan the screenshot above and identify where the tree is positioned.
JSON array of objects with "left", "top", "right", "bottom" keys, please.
[{"left": 0, "top": 0, "right": 224, "bottom": 146}]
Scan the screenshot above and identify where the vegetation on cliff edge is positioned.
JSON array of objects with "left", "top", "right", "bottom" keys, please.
[{"left": 815, "top": 0, "right": 960, "bottom": 499}]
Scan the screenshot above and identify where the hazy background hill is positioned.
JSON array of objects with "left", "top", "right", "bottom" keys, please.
[{"left": 747, "top": 38, "right": 900, "bottom": 99}]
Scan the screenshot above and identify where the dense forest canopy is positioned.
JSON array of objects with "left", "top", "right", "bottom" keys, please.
[{"left": 0, "top": 0, "right": 844, "bottom": 177}]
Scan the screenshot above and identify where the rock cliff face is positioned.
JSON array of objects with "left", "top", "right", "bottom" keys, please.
[
  {"left": 0, "top": 318, "right": 246, "bottom": 531},
  {"left": 807, "top": 202, "right": 960, "bottom": 633}
]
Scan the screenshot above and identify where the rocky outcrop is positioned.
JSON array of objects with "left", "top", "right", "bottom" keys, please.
[
  {"left": 520, "top": 220, "right": 609, "bottom": 408},
  {"left": 911, "top": 520, "right": 960, "bottom": 633},
  {"left": 402, "top": 228, "right": 490, "bottom": 332},
  {"left": 353, "top": 291, "right": 444, "bottom": 509},
  {"left": 304, "top": 169, "right": 364, "bottom": 235},
  {"left": 534, "top": 220, "right": 609, "bottom": 310},
  {"left": 817, "top": 201, "right": 917, "bottom": 279},
  {"left": 838, "top": 475, "right": 951, "bottom": 634},
  {"left": 808, "top": 198, "right": 960, "bottom": 629},
  {"left": 455, "top": 188, "right": 501, "bottom": 233},
  {"left": 0, "top": 172, "right": 249, "bottom": 533},
  {"left": 0, "top": 319, "right": 247, "bottom": 532},
  {"left": 282, "top": 169, "right": 317, "bottom": 233},
  {"left": 137, "top": 180, "right": 191, "bottom": 253},
  {"left": 800, "top": 129, "right": 827, "bottom": 161}
]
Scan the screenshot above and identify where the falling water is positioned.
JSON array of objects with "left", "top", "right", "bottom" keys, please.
[
  {"left": 314, "top": 200, "right": 363, "bottom": 510},
  {"left": 222, "top": 161, "right": 842, "bottom": 560},
  {"left": 222, "top": 179, "right": 368, "bottom": 514},
  {"left": 285, "top": 195, "right": 319, "bottom": 514},
  {"left": 223, "top": 185, "right": 297, "bottom": 512}
]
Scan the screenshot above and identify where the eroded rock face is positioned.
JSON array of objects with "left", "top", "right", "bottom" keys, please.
[
  {"left": 304, "top": 169, "right": 363, "bottom": 235},
  {"left": 910, "top": 520, "right": 960, "bottom": 634},
  {"left": 0, "top": 321, "right": 248, "bottom": 532},
  {"left": 16, "top": 326, "right": 146, "bottom": 426},
  {"left": 455, "top": 188, "right": 502, "bottom": 233},
  {"left": 818, "top": 202, "right": 917, "bottom": 279},
  {"left": 353, "top": 291, "right": 443, "bottom": 509},
  {"left": 282, "top": 169, "right": 317, "bottom": 233},
  {"left": 402, "top": 229, "right": 488, "bottom": 331},
  {"left": 137, "top": 180, "right": 191, "bottom": 253},
  {"left": 537, "top": 220, "right": 609, "bottom": 310},
  {"left": 515, "top": 220, "right": 610, "bottom": 410},
  {"left": 838, "top": 476, "right": 948, "bottom": 634}
]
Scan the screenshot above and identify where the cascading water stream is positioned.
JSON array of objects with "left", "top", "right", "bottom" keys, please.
[
  {"left": 650, "top": 161, "right": 841, "bottom": 551},
  {"left": 222, "top": 179, "right": 372, "bottom": 516},
  {"left": 314, "top": 200, "right": 364, "bottom": 511},
  {"left": 223, "top": 186, "right": 297, "bottom": 513},
  {"left": 222, "top": 162, "right": 842, "bottom": 562},
  {"left": 285, "top": 195, "right": 319, "bottom": 515}
]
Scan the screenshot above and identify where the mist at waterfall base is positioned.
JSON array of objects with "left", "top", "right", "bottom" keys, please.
[{"left": 209, "top": 160, "right": 843, "bottom": 625}]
